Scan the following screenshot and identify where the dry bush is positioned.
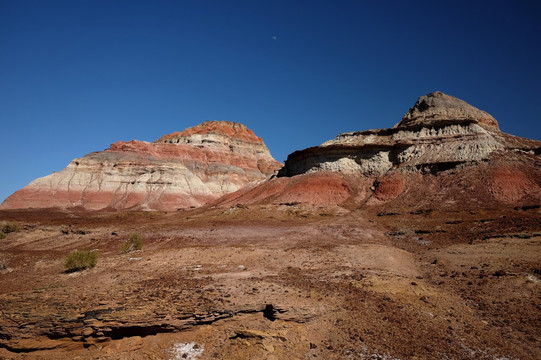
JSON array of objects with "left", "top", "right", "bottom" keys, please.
[
  {"left": 121, "top": 232, "right": 144, "bottom": 253},
  {"left": 1, "top": 221, "right": 19, "bottom": 234},
  {"left": 64, "top": 250, "right": 98, "bottom": 272}
]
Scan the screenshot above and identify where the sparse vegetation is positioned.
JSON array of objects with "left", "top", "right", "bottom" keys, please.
[
  {"left": 121, "top": 232, "right": 144, "bottom": 253},
  {"left": 1, "top": 221, "right": 19, "bottom": 237},
  {"left": 63, "top": 250, "right": 98, "bottom": 272}
]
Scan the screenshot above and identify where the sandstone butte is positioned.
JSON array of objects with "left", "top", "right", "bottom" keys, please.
[
  {"left": 2, "top": 91, "right": 540, "bottom": 212},
  {"left": 0, "top": 121, "right": 283, "bottom": 211},
  {"left": 218, "top": 91, "right": 541, "bottom": 208}
]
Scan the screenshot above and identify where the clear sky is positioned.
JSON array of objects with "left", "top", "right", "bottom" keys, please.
[{"left": 1, "top": 0, "right": 540, "bottom": 203}]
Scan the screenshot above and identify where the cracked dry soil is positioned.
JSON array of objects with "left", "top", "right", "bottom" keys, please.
[{"left": 0, "top": 204, "right": 540, "bottom": 359}]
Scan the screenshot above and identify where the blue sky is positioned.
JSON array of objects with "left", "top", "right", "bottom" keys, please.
[{"left": 1, "top": 0, "right": 540, "bottom": 203}]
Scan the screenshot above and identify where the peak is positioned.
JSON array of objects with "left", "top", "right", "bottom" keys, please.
[
  {"left": 190, "top": 120, "right": 250, "bottom": 132},
  {"left": 154, "top": 121, "right": 263, "bottom": 144},
  {"left": 395, "top": 92, "right": 500, "bottom": 131}
]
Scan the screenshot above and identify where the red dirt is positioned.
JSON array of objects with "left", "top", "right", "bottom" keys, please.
[
  {"left": 217, "top": 172, "right": 352, "bottom": 208},
  {"left": 0, "top": 201, "right": 539, "bottom": 359},
  {"left": 373, "top": 175, "right": 406, "bottom": 201},
  {"left": 489, "top": 166, "right": 540, "bottom": 202}
]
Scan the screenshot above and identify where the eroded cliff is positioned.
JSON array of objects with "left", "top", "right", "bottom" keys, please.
[
  {"left": 0, "top": 121, "right": 282, "bottom": 211},
  {"left": 223, "top": 92, "right": 541, "bottom": 208}
]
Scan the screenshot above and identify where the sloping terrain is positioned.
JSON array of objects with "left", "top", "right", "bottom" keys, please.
[
  {"left": 0, "top": 204, "right": 539, "bottom": 359},
  {"left": 223, "top": 92, "right": 540, "bottom": 209},
  {"left": 0, "top": 92, "right": 540, "bottom": 359},
  {"left": 0, "top": 121, "right": 282, "bottom": 211}
]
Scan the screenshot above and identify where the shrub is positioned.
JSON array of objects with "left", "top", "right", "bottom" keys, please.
[
  {"left": 0, "top": 232, "right": 5, "bottom": 240},
  {"left": 121, "top": 232, "right": 144, "bottom": 253},
  {"left": 1, "top": 221, "right": 19, "bottom": 234},
  {"left": 63, "top": 250, "right": 98, "bottom": 272}
]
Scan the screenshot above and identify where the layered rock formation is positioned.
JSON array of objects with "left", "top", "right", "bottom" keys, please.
[
  {"left": 397, "top": 91, "right": 500, "bottom": 131},
  {"left": 3, "top": 92, "right": 540, "bottom": 212},
  {"left": 0, "top": 121, "right": 282, "bottom": 211},
  {"left": 221, "top": 92, "right": 541, "bottom": 208}
]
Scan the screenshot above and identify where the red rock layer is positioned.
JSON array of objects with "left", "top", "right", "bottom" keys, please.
[
  {"left": 1, "top": 122, "right": 282, "bottom": 211},
  {"left": 216, "top": 172, "right": 353, "bottom": 208},
  {"left": 156, "top": 121, "right": 264, "bottom": 144},
  {"left": 221, "top": 152, "right": 540, "bottom": 211},
  {"left": 373, "top": 175, "right": 406, "bottom": 201},
  {"left": 489, "top": 166, "right": 541, "bottom": 203},
  {"left": 218, "top": 92, "right": 540, "bottom": 210}
]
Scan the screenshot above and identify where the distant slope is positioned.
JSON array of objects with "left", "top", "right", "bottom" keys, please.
[
  {"left": 215, "top": 92, "right": 541, "bottom": 209},
  {"left": 1, "top": 121, "right": 282, "bottom": 211}
]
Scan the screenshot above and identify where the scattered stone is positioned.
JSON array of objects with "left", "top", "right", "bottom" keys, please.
[{"left": 170, "top": 342, "right": 204, "bottom": 360}]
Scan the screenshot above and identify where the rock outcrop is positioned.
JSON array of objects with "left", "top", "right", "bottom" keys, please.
[
  {"left": 396, "top": 91, "right": 500, "bottom": 131},
  {"left": 3, "top": 93, "right": 540, "bottom": 212},
  {"left": 221, "top": 92, "right": 541, "bottom": 208},
  {"left": 0, "top": 121, "right": 282, "bottom": 211}
]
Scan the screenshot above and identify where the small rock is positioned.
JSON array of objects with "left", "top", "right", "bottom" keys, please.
[{"left": 493, "top": 270, "right": 506, "bottom": 277}]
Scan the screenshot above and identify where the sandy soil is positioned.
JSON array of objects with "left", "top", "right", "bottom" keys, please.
[{"left": 0, "top": 204, "right": 540, "bottom": 359}]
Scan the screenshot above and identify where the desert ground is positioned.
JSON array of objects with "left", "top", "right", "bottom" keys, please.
[{"left": 0, "top": 203, "right": 540, "bottom": 359}]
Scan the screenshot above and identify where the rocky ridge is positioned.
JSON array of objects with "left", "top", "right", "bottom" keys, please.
[
  {"left": 2, "top": 92, "right": 540, "bottom": 212},
  {"left": 0, "top": 92, "right": 540, "bottom": 360},
  {"left": 396, "top": 91, "right": 500, "bottom": 131},
  {"left": 225, "top": 92, "right": 541, "bottom": 208},
  {"left": 278, "top": 92, "right": 534, "bottom": 177},
  {"left": 0, "top": 121, "right": 282, "bottom": 211}
]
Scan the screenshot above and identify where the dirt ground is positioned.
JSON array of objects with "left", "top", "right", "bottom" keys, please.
[{"left": 0, "top": 203, "right": 540, "bottom": 359}]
